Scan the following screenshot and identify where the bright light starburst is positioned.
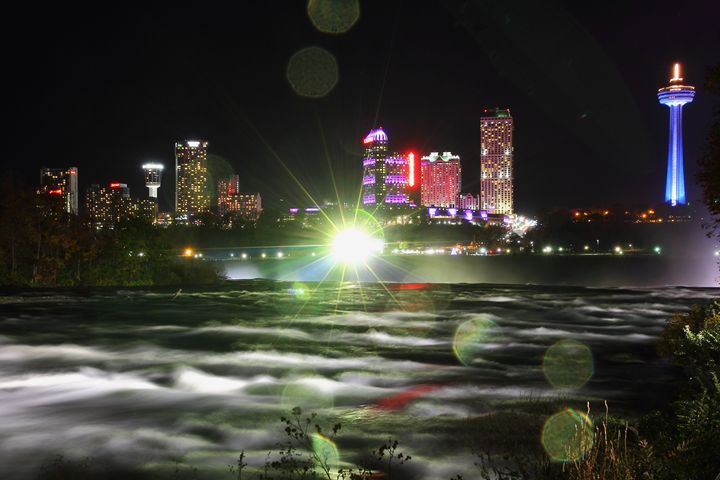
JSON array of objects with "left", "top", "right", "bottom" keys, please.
[{"left": 331, "top": 228, "right": 384, "bottom": 264}]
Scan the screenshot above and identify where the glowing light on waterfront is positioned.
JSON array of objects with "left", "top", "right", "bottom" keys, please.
[
  {"left": 543, "top": 340, "right": 594, "bottom": 389},
  {"left": 542, "top": 409, "right": 594, "bottom": 462},
  {"left": 183, "top": 248, "right": 194, "bottom": 257},
  {"left": 331, "top": 228, "right": 384, "bottom": 264}
]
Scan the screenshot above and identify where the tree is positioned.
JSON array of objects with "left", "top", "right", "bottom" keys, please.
[{"left": 699, "top": 63, "right": 720, "bottom": 242}]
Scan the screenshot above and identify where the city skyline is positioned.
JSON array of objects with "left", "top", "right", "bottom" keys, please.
[{"left": 8, "top": 2, "right": 718, "bottom": 214}]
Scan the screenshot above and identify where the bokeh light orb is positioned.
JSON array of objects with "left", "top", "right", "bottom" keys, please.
[
  {"left": 541, "top": 408, "right": 594, "bottom": 462},
  {"left": 311, "top": 432, "right": 340, "bottom": 469},
  {"left": 307, "top": 0, "right": 360, "bottom": 34},
  {"left": 542, "top": 339, "right": 594, "bottom": 389},
  {"left": 281, "top": 378, "right": 335, "bottom": 410},
  {"left": 452, "top": 316, "right": 497, "bottom": 366},
  {"left": 286, "top": 46, "right": 338, "bottom": 98}
]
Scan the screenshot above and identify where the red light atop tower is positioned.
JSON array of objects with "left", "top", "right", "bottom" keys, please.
[{"left": 110, "top": 182, "right": 121, "bottom": 189}]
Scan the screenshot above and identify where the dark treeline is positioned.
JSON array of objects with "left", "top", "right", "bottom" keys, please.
[
  {"left": 156, "top": 205, "right": 512, "bottom": 250},
  {"left": 0, "top": 176, "right": 223, "bottom": 287}
]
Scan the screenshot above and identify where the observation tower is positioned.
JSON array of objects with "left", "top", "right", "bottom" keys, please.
[
  {"left": 142, "top": 163, "right": 164, "bottom": 198},
  {"left": 657, "top": 63, "right": 694, "bottom": 206}
]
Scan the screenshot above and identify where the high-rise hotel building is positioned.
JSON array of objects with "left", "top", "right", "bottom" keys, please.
[
  {"left": 175, "top": 140, "right": 210, "bottom": 218},
  {"left": 420, "top": 151, "right": 461, "bottom": 207},
  {"left": 86, "top": 182, "right": 132, "bottom": 229},
  {"left": 480, "top": 109, "right": 514, "bottom": 214},
  {"left": 361, "top": 127, "right": 408, "bottom": 207},
  {"left": 217, "top": 175, "right": 240, "bottom": 217},
  {"left": 39, "top": 167, "right": 78, "bottom": 215},
  {"left": 217, "top": 175, "right": 262, "bottom": 222}
]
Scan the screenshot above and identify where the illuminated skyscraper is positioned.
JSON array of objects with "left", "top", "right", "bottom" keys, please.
[
  {"left": 458, "top": 193, "right": 479, "bottom": 210},
  {"left": 232, "top": 192, "right": 262, "bottom": 222},
  {"left": 420, "top": 151, "right": 461, "bottom": 207},
  {"left": 217, "top": 175, "right": 240, "bottom": 216},
  {"left": 39, "top": 167, "right": 78, "bottom": 215},
  {"left": 175, "top": 140, "right": 210, "bottom": 218},
  {"left": 361, "top": 127, "right": 408, "bottom": 207},
  {"left": 480, "top": 109, "right": 514, "bottom": 214},
  {"left": 85, "top": 184, "right": 109, "bottom": 228},
  {"left": 658, "top": 63, "right": 694, "bottom": 206},
  {"left": 85, "top": 182, "right": 134, "bottom": 228},
  {"left": 142, "top": 163, "right": 164, "bottom": 199},
  {"left": 216, "top": 174, "right": 262, "bottom": 224}
]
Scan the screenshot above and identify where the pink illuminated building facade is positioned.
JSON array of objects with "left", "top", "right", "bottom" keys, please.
[
  {"left": 420, "top": 152, "right": 461, "bottom": 207},
  {"left": 361, "top": 127, "right": 408, "bottom": 207},
  {"left": 480, "top": 108, "right": 514, "bottom": 214}
]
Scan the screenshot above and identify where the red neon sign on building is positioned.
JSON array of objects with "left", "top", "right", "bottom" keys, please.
[{"left": 406, "top": 151, "right": 418, "bottom": 189}]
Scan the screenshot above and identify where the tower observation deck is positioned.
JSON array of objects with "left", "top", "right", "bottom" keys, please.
[
  {"left": 142, "top": 163, "right": 164, "bottom": 199},
  {"left": 657, "top": 63, "right": 694, "bottom": 206}
]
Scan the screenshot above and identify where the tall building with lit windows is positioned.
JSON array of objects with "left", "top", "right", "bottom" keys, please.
[
  {"left": 361, "top": 127, "right": 408, "bottom": 208},
  {"left": 230, "top": 192, "right": 262, "bottom": 222},
  {"left": 175, "top": 140, "right": 210, "bottom": 218},
  {"left": 420, "top": 152, "right": 461, "bottom": 207},
  {"left": 39, "top": 167, "right": 78, "bottom": 215},
  {"left": 85, "top": 182, "right": 134, "bottom": 229},
  {"left": 658, "top": 63, "right": 694, "bottom": 207},
  {"left": 480, "top": 109, "right": 514, "bottom": 214},
  {"left": 217, "top": 175, "right": 240, "bottom": 216}
]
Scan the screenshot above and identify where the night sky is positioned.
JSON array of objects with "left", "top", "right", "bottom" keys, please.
[{"left": 7, "top": 0, "right": 720, "bottom": 213}]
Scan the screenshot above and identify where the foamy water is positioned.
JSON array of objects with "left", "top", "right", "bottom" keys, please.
[{"left": 0, "top": 282, "right": 716, "bottom": 479}]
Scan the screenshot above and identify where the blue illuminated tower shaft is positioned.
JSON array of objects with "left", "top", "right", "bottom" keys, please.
[
  {"left": 657, "top": 64, "right": 694, "bottom": 207},
  {"left": 664, "top": 104, "right": 686, "bottom": 206}
]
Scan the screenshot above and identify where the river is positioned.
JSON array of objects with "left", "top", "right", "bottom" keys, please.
[{"left": 0, "top": 282, "right": 717, "bottom": 479}]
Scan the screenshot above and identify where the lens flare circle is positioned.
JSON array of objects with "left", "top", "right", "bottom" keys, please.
[
  {"left": 281, "top": 378, "right": 335, "bottom": 410},
  {"left": 452, "top": 316, "right": 497, "bottom": 366},
  {"left": 311, "top": 432, "right": 340, "bottom": 469},
  {"left": 542, "top": 339, "right": 594, "bottom": 389},
  {"left": 286, "top": 46, "right": 338, "bottom": 98},
  {"left": 541, "top": 408, "right": 594, "bottom": 462},
  {"left": 307, "top": 0, "right": 359, "bottom": 34},
  {"left": 331, "top": 228, "right": 384, "bottom": 264}
]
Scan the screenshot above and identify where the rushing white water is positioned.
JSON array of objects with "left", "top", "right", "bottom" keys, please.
[{"left": 0, "top": 282, "right": 716, "bottom": 479}]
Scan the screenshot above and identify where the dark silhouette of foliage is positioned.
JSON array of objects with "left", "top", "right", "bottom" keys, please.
[{"left": 699, "top": 63, "right": 720, "bottom": 244}]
